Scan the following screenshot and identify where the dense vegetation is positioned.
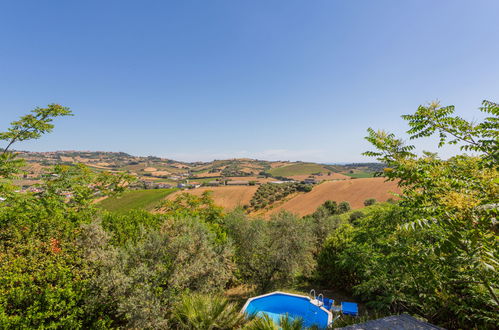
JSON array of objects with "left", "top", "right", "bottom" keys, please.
[
  {"left": 0, "top": 101, "right": 497, "bottom": 329},
  {"left": 248, "top": 182, "right": 312, "bottom": 211}
]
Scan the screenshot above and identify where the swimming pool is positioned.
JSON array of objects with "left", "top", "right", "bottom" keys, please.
[{"left": 241, "top": 291, "right": 332, "bottom": 328}]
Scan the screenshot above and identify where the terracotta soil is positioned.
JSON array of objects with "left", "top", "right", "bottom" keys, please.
[{"left": 270, "top": 177, "right": 400, "bottom": 216}]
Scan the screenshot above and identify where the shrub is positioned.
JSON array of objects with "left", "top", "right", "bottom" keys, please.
[
  {"left": 338, "top": 201, "right": 351, "bottom": 214},
  {"left": 364, "top": 198, "right": 377, "bottom": 206},
  {"left": 173, "top": 293, "right": 245, "bottom": 329}
]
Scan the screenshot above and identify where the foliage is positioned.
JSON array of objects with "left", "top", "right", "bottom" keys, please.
[
  {"left": 243, "top": 313, "right": 308, "bottom": 330},
  {"left": 249, "top": 182, "right": 310, "bottom": 211},
  {"left": 349, "top": 210, "right": 365, "bottom": 223},
  {"left": 364, "top": 198, "right": 376, "bottom": 206},
  {"left": 173, "top": 293, "right": 246, "bottom": 329},
  {"left": 338, "top": 201, "right": 351, "bottom": 214},
  {"left": 330, "top": 100, "right": 499, "bottom": 328},
  {"left": 224, "top": 211, "right": 315, "bottom": 292},
  {"left": 0, "top": 232, "right": 94, "bottom": 329},
  {"left": 0, "top": 104, "right": 72, "bottom": 179},
  {"left": 100, "top": 210, "right": 164, "bottom": 246},
  {"left": 81, "top": 217, "right": 234, "bottom": 328},
  {"left": 156, "top": 191, "right": 227, "bottom": 242}
]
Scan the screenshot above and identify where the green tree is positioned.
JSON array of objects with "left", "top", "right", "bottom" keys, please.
[
  {"left": 360, "top": 100, "right": 498, "bottom": 327},
  {"left": 0, "top": 104, "right": 72, "bottom": 179},
  {"left": 338, "top": 201, "right": 351, "bottom": 214},
  {"left": 81, "top": 217, "right": 234, "bottom": 328},
  {"left": 224, "top": 211, "right": 315, "bottom": 292}
]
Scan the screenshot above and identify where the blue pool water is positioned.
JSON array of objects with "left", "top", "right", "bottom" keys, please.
[{"left": 243, "top": 292, "right": 331, "bottom": 328}]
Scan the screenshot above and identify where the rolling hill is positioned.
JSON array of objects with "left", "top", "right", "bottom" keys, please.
[{"left": 268, "top": 163, "right": 337, "bottom": 177}]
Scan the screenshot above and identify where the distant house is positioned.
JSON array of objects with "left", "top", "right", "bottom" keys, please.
[
  {"left": 303, "top": 178, "right": 319, "bottom": 185},
  {"left": 269, "top": 181, "right": 286, "bottom": 184},
  {"left": 177, "top": 182, "right": 201, "bottom": 189},
  {"left": 226, "top": 180, "right": 249, "bottom": 186}
]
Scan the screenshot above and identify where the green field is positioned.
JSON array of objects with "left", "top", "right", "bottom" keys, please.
[
  {"left": 268, "top": 163, "right": 331, "bottom": 177},
  {"left": 343, "top": 171, "right": 375, "bottom": 178},
  {"left": 98, "top": 188, "right": 177, "bottom": 213}
]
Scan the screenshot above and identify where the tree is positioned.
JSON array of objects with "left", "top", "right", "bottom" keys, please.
[
  {"left": 338, "top": 201, "right": 351, "bottom": 214},
  {"left": 82, "top": 217, "right": 234, "bottom": 328},
  {"left": 0, "top": 104, "right": 72, "bottom": 179},
  {"left": 224, "top": 211, "right": 314, "bottom": 292},
  {"left": 361, "top": 100, "right": 498, "bottom": 327}
]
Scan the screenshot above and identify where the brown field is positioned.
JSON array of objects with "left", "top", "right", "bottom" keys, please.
[
  {"left": 270, "top": 177, "right": 401, "bottom": 216},
  {"left": 151, "top": 171, "right": 170, "bottom": 176},
  {"left": 144, "top": 167, "right": 157, "bottom": 172},
  {"left": 166, "top": 185, "right": 259, "bottom": 210},
  {"left": 227, "top": 176, "right": 274, "bottom": 183},
  {"left": 192, "top": 172, "right": 221, "bottom": 178}
]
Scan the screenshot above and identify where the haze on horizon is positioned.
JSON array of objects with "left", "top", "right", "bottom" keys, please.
[{"left": 1, "top": 1, "right": 498, "bottom": 163}]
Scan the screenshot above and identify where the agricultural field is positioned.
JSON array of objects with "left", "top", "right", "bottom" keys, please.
[
  {"left": 166, "top": 185, "right": 258, "bottom": 210},
  {"left": 98, "top": 188, "right": 176, "bottom": 213},
  {"left": 270, "top": 177, "right": 400, "bottom": 216},
  {"left": 288, "top": 172, "right": 351, "bottom": 182},
  {"left": 163, "top": 177, "right": 399, "bottom": 217},
  {"left": 268, "top": 163, "right": 337, "bottom": 177},
  {"left": 342, "top": 171, "right": 375, "bottom": 178}
]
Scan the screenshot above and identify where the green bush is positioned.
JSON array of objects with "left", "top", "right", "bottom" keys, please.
[{"left": 363, "top": 198, "right": 376, "bottom": 206}]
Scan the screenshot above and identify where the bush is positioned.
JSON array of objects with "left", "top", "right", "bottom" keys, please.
[
  {"left": 364, "top": 198, "right": 377, "bottom": 206},
  {"left": 173, "top": 293, "right": 245, "bottom": 329},
  {"left": 338, "top": 201, "right": 351, "bottom": 214}
]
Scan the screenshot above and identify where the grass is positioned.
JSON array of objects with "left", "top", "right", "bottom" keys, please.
[
  {"left": 269, "top": 163, "right": 330, "bottom": 177},
  {"left": 343, "top": 171, "right": 374, "bottom": 178},
  {"left": 98, "top": 188, "right": 177, "bottom": 213}
]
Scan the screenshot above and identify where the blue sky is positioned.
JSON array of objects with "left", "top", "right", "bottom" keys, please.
[{"left": 1, "top": 0, "right": 498, "bottom": 162}]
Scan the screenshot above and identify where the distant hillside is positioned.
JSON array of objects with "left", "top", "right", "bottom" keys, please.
[
  {"left": 14, "top": 150, "right": 385, "bottom": 193},
  {"left": 268, "top": 163, "right": 338, "bottom": 177}
]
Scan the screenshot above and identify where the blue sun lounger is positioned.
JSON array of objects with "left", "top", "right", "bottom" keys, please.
[
  {"left": 341, "top": 301, "right": 358, "bottom": 316},
  {"left": 323, "top": 298, "right": 334, "bottom": 310}
]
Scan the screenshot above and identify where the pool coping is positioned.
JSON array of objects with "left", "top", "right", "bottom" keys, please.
[{"left": 240, "top": 291, "right": 333, "bottom": 327}]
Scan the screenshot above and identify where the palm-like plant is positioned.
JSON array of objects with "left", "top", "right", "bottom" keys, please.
[
  {"left": 243, "top": 313, "right": 306, "bottom": 330},
  {"left": 173, "top": 293, "right": 246, "bottom": 330}
]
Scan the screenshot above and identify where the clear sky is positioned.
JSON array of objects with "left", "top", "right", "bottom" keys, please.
[{"left": 1, "top": 0, "right": 498, "bottom": 162}]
